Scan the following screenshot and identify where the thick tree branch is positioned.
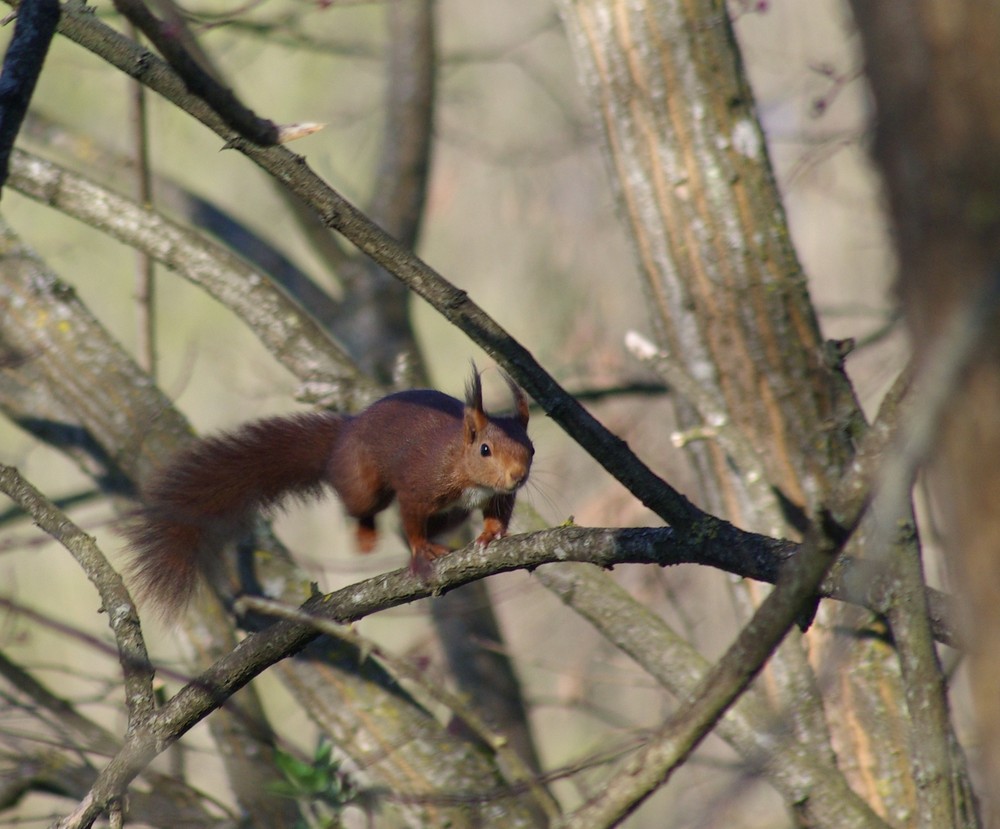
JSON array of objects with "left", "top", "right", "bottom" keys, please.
[
  {"left": 555, "top": 1, "right": 867, "bottom": 799},
  {"left": 863, "top": 278, "right": 1000, "bottom": 829},
  {"left": 884, "top": 522, "right": 969, "bottom": 829},
  {"left": 847, "top": 5, "right": 1000, "bottom": 813}
]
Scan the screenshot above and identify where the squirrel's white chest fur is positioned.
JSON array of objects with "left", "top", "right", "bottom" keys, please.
[{"left": 458, "top": 485, "right": 497, "bottom": 510}]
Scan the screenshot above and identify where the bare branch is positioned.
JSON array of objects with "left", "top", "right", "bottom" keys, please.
[
  {"left": 7, "top": 147, "right": 374, "bottom": 405},
  {"left": 0, "top": 465, "right": 155, "bottom": 731},
  {"left": 0, "top": 0, "right": 58, "bottom": 191},
  {"left": 123, "top": 27, "right": 157, "bottom": 379},
  {"left": 18, "top": 109, "right": 342, "bottom": 326},
  {"left": 111, "top": 0, "right": 281, "bottom": 145}
]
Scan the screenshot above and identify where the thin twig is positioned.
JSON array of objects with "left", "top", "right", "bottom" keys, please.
[
  {"left": 125, "top": 20, "right": 157, "bottom": 379},
  {"left": 863, "top": 273, "right": 1000, "bottom": 829}
]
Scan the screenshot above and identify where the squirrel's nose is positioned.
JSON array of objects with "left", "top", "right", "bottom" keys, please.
[{"left": 506, "top": 465, "right": 529, "bottom": 490}]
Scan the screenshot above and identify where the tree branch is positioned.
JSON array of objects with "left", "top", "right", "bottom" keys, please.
[
  {"left": 0, "top": 465, "right": 155, "bottom": 732},
  {"left": 7, "top": 147, "right": 374, "bottom": 406},
  {"left": 110, "top": 0, "right": 281, "bottom": 145},
  {"left": 0, "top": 0, "right": 58, "bottom": 191},
  {"left": 18, "top": 109, "right": 344, "bottom": 327}
]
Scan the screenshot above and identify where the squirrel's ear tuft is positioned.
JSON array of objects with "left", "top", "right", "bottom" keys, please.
[
  {"left": 465, "top": 361, "right": 484, "bottom": 412},
  {"left": 501, "top": 371, "right": 530, "bottom": 427},
  {"left": 464, "top": 362, "right": 488, "bottom": 443}
]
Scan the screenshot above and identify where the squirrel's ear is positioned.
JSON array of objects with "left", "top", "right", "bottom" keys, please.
[{"left": 502, "top": 371, "right": 530, "bottom": 427}]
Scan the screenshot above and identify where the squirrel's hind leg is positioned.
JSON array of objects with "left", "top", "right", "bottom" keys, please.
[
  {"left": 355, "top": 516, "right": 378, "bottom": 553},
  {"left": 400, "top": 503, "right": 450, "bottom": 578}
]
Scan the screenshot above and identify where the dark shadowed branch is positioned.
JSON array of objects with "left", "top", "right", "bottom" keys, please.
[{"left": 0, "top": 0, "right": 58, "bottom": 191}]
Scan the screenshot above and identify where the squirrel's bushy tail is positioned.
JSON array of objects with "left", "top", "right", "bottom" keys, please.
[{"left": 125, "top": 411, "right": 344, "bottom": 616}]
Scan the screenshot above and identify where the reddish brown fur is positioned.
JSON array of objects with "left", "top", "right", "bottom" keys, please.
[
  {"left": 125, "top": 411, "right": 345, "bottom": 614},
  {"left": 125, "top": 368, "right": 533, "bottom": 615}
]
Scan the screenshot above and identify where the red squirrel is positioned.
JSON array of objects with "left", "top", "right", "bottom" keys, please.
[{"left": 124, "top": 366, "right": 534, "bottom": 615}]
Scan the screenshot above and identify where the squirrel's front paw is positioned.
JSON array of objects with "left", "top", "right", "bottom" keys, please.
[{"left": 474, "top": 528, "right": 507, "bottom": 549}]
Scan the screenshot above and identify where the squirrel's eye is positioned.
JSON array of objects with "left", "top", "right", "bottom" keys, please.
[{"left": 480, "top": 443, "right": 491, "bottom": 457}]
